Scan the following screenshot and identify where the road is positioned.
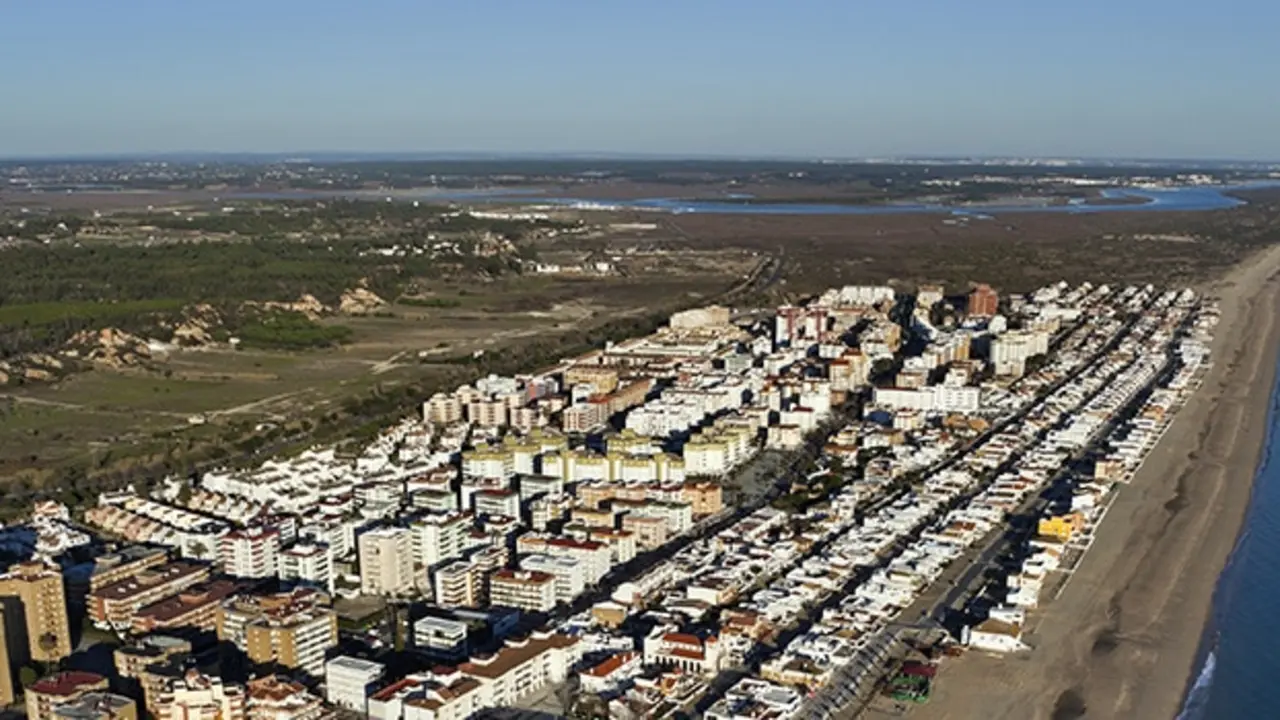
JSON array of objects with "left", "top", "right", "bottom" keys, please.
[{"left": 798, "top": 295, "right": 1169, "bottom": 718}]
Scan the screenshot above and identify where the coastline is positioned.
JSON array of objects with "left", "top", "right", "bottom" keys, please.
[{"left": 898, "top": 243, "right": 1280, "bottom": 720}]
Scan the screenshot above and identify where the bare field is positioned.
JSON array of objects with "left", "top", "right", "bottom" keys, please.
[{"left": 664, "top": 203, "right": 1280, "bottom": 295}]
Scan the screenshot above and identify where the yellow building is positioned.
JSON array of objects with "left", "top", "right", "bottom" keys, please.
[
  {"left": 681, "top": 482, "right": 724, "bottom": 517},
  {"left": 0, "top": 561, "right": 72, "bottom": 664},
  {"left": 216, "top": 589, "right": 337, "bottom": 679},
  {"left": 25, "top": 672, "right": 109, "bottom": 720},
  {"left": 0, "top": 607, "right": 13, "bottom": 707},
  {"left": 114, "top": 636, "right": 193, "bottom": 712},
  {"left": 1037, "top": 513, "right": 1086, "bottom": 542},
  {"left": 564, "top": 366, "right": 619, "bottom": 395}
]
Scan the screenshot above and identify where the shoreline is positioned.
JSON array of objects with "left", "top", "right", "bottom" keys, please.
[
  {"left": 897, "top": 243, "right": 1280, "bottom": 720},
  {"left": 1175, "top": 358, "right": 1280, "bottom": 718}
]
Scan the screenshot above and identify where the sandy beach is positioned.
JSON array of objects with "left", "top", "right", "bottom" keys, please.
[{"left": 895, "top": 244, "right": 1280, "bottom": 720}]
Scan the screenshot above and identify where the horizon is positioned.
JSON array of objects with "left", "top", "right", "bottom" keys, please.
[
  {"left": 3, "top": 1, "right": 1279, "bottom": 159},
  {"left": 3, "top": 150, "right": 1279, "bottom": 167}
]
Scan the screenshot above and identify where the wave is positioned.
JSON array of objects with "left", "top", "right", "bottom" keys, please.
[{"left": 1175, "top": 649, "right": 1217, "bottom": 720}]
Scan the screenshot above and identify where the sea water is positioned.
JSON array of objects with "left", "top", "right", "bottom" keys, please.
[{"left": 1179, "top": 350, "right": 1280, "bottom": 719}]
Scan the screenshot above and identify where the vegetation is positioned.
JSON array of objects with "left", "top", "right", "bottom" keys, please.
[
  {"left": 232, "top": 311, "right": 353, "bottom": 351},
  {"left": 396, "top": 296, "right": 462, "bottom": 308}
]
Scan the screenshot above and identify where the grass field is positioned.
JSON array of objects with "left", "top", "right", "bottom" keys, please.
[{"left": 0, "top": 263, "right": 747, "bottom": 493}]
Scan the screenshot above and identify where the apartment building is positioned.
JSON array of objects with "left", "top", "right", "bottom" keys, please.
[
  {"left": 563, "top": 366, "right": 619, "bottom": 395},
  {"left": 358, "top": 528, "right": 415, "bottom": 597},
  {"left": 325, "top": 656, "right": 384, "bottom": 714},
  {"left": 0, "top": 561, "right": 72, "bottom": 663},
  {"left": 968, "top": 284, "right": 1000, "bottom": 317},
  {"left": 0, "top": 613, "right": 12, "bottom": 706},
  {"left": 515, "top": 535, "right": 610, "bottom": 585},
  {"left": 89, "top": 561, "right": 213, "bottom": 630},
  {"left": 277, "top": 543, "right": 334, "bottom": 594},
  {"left": 25, "top": 672, "right": 109, "bottom": 720},
  {"left": 151, "top": 669, "right": 246, "bottom": 720},
  {"left": 48, "top": 692, "right": 137, "bottom": 720},
  {"left": 466, "top": 400, "right": 508, "bottom": 428},
  {"left": 218, "top": 527, "right": 281, "bottom": 580},
  {"left": 131, "top": 579, "right": 244, "bottom": 635},
  {"left": 642, "top": 631, "right": 725, "bottom": 676},
  {"left": 422, "top": 394, "right": 463, "bottom": 425},
  {"left": 411, "top": 512, "right": 470, "bottom": 571},
  {"left": 488, "top": 570, "right": 557, "bottom": 613},
  {"left": 432, "top": 561, "right": 480, "bottom": 609},
  {"left": 114, "top": 636, "right": 193, "bottom": 711},
  {"left": 412, "top": 616, "right": 469, "bottom": 661},
  {"left": 245, "top": 675, "right": 324, "bottom": 720},
  {"left": 681, "top": 482, "right": 724, "bottom": 517},
  {"left": 473, "top": 489, "right": 520, "bottom": 519},
  {"left": 621, "top": 515, "right": 669, "bottom": 550},
  {"left": 518, "top": 556, "right": 584, "bottom": 605},
  {"left": 217, "top": 589, "right": 338, "bottom": 679},
  {"left": 586, "top": 529, "right": 638, "bottom": 565},
  {"left": 87, "top": 546, "right": 169, "bottom": 594},
  {"left": 455, "top": 631, "right": 582, "bottom": 709},
  {"left": 614, "top": 500, "right": 693, "bottom": 536}
]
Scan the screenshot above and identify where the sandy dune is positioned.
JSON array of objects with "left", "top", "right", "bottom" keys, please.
[{"left": 901, "top": 244, "right": 1280, "bottom": 720}]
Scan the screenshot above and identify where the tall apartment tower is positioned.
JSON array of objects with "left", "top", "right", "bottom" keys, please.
[
  {"left": 0, "top": 607, "right": 13, "bottom": 707},
  {"left": 0, "top": 561, "right": 72, "bottom": 665},
  {"left": 357, "top": 528, "right": 415, "bottom": 597},
  {"left": 216, "top": 589, "right": 338, "bottom": 679},
  {"left": 967, "top": 284, "right": 1000, "bottom": 318}
]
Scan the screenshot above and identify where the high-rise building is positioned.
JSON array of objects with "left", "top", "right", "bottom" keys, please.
[
  {"left": 0, "top": 607, "right": 13, "bottom": 707},
  {"left": 422, "top": 393, "right": 463, "bottom": 425},
  {"left": 216, "top": 589, "right": 337, "bottom": 679},
  {"left": 0, "top": 561, "right": 72, "bottom": 664},
  {"left": 357, "top": 528, "right": 415, "bottom": 597},
  {"left": 277, "top": 543, "right": 334, "bottom": 594},
  {"left": 519, "top": 555, "right": 585, "bottom": 605},
  {"left": 218, "top": 528, "right": 281, "bottom": 580},
  {"left": 967, "top": 284, "right": 1000, "bottom": 318},
  {"left": 432, "top": 561, "right": 480, "bottom": 609},
  {"left": 411, "top": 512, "right": 469, "bottom": 572},
  {"left": 489, "top": 569, "right": 557, "bottom": 612}
]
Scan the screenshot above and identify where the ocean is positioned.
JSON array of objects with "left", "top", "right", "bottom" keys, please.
[{"left": 1178, "top": 350, "right": 1280, "bottom": 719}]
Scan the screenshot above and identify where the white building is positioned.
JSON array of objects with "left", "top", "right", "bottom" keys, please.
[
  {"left": 278, "top": 542, "right": 334, "bottom": 593},
  {"left": 358, "top": 527, "right": 416, "bottom": 597},
  {"left": 218, "top": 526, "right": 280, "bottom": 579},
  {"left": 489, "top": 569, "right": 558, "bottom": 612},
  {"left": 991, "top": 329, "right": 1051, "bottom": 377},
  {"left": 325, "top": 656, "right": 385, "bottom": 713},
  {"left": 413, "top": 616, "right": 470, "bottom": 660},
  {"left": 413, "top": 512, "right": 470, "bottom": 571},
  {"left": 966, "top": 607, "right": 1028, "bottom": 654},
  {"left": 520, "top": 555, "right": 586, "bottom": 605},
  {"left": 643, "top": 630, "right": 724, "bottom": 676}
]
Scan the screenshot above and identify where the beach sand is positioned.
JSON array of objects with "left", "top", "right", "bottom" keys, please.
[{"left": 893, "top": 244, "right": 1280, "bottom": 720}]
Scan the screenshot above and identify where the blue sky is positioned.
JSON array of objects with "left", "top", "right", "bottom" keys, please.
[{"left": 1, "top": 0, "right": 1276, "bottom": 159}]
